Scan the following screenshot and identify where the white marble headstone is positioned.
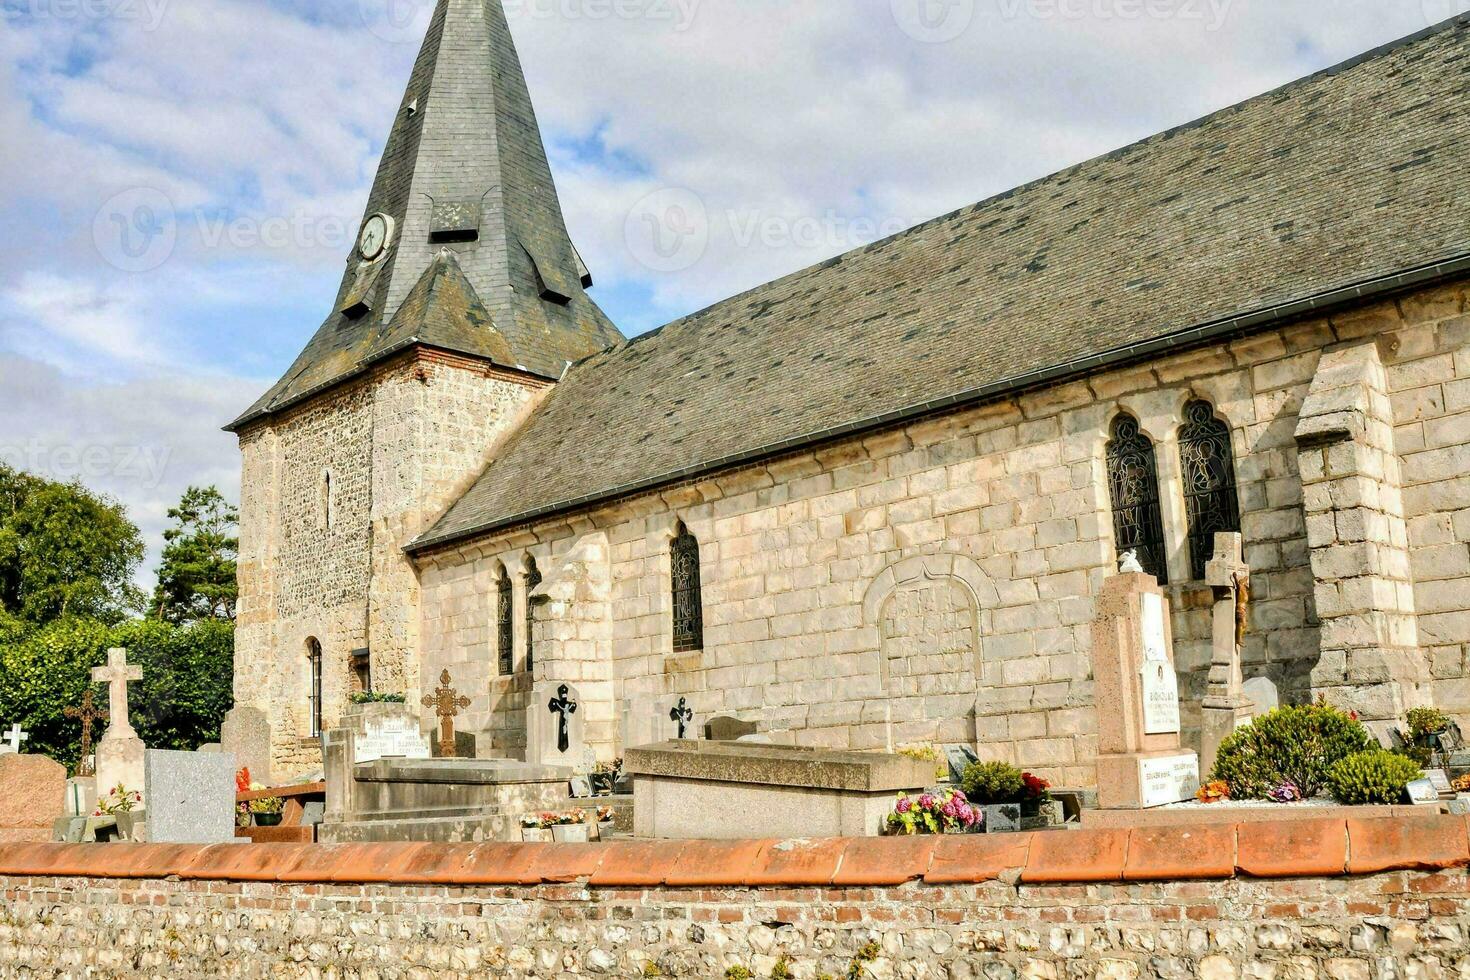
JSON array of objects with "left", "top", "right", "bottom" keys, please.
[{"left": 1139, "top": 593, "right": 1180, "bottom": 735}]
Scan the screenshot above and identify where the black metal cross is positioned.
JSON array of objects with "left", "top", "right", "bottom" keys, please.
[
  {"left": 548, "top": 684, "right": 578, "bottom": 754},
  {"left": 64, "top": 688, "right": 108, "bottom": 777},
  {"left": 669, "top": 697, "right": 693, "bottom": 740}
]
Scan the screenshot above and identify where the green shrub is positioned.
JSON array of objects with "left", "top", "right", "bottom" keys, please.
[
  {"left": 1211, "top": 702, "right": 1371, "bottom": 799},
  {"left": 725, "top": 967, "right": 752, "bottom": 980},
  {"left": 349, "top": 691, "right": 407, "bottom": 705},
  {"left": 1406, "top": 707, "right": 1450, "bottom": 740},
  {"left": 960, "top": 760, "right": 1024, "bottom": 804},
  {"left": 1325, "top": 750, "right": 1423, "bottom": 805}
]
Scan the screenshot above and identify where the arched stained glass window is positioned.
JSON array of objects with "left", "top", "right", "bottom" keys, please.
[
  {"left": 1179, "top": 400, "right": 1242, "bottom": 580},
  {"left": 496, "top": 566, "right": 514, "bottom": 676},
  {"left": 1106, "top": 415, "right": 1170, "bottom": 585},
  {"left": 671, "top": 523, "right": 704, "bottom": 653},
  {"left": 524, "top": 557, "right": 542, "bottom": 675}
]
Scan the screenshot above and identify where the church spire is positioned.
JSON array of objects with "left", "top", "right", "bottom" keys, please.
[{"left": 230, "top": 0, "right": 622, "bottom": 429}]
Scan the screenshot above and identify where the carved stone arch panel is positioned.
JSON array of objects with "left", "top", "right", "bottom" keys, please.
[{"left": 863, "top": 554, "right": 997, "bottom": 697}]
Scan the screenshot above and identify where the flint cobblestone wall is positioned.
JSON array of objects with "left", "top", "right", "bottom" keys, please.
[
  {"left": 1, "top": 817, "right": 1468, "bottom": 979},
  {"left": 417, "top": 279, "right": 1470, "bottom": 781}
]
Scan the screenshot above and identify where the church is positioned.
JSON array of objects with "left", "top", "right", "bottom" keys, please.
[{"left": 228, "top": 0, "right": 1470, "bottom": 782}]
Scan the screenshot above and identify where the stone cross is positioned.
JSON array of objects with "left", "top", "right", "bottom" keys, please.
[
  {"left": 2, "top": 724, "right": 28, "bottom": 754},
  {"left": 91, "top": 648, "right": 143, "bottom": 740},
  {"left": 669, "top": 697, "right": 693, "bottom": 740},
  {"left": 421, "top": 669, "right": 472, "bottom": 758},
  {"left": 64, "top": 689, "right": 108, "bottom": 777},
  {"left": 548, "top": 684, "right": 578, "bottom": 754},
  {"left": 1201, "top": 532, "right": 1256, "bottom": 776}
]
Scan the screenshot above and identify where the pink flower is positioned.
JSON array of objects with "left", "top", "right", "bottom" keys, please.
[
  {"left": 895, "top": 797, "right": 912, "bottom": 814},
  {"left": 918, "top": 794, "right": 936, "bottom": 809}
]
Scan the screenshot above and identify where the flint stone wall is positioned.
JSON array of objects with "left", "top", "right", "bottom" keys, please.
[{"left": 1, "top": 816, "right": 1469, "bottom": 978}]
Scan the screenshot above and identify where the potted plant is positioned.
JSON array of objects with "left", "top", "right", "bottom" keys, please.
[
  {"left": 93, "top": 783, "right": 145, "bottom": 839},
  {"left": 551, "top": 808, "right": 591, "bottom": 843},
  {"left": 1405, "top": 707, "right": 1452, "bottom": 767},
  {"left": 521, "top": 814, "right": 553, "bottom": 843},
  {"left": 596, "top": 805, "right": 617, "bottom": 832},
  {"left": 885, "top": 789, "right": 980, "bottom": 835},
  {"left": 249, "top": 794, "right": 285, "bottom": 827},
  {"left": 960, "top": 761, "right": 1026, "bottom": 833}
]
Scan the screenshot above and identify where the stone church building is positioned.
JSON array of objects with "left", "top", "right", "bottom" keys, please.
[{"left": 229, "top": 0, "right": 1470, "bottom": 782}]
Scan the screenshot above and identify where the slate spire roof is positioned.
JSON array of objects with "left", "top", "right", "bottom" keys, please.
[
  {"left": 413, "top": 14, "right": 1470, "bottom": 552},
  {"left": 229, "top": 0, "right": 623, "bottom": 430}
]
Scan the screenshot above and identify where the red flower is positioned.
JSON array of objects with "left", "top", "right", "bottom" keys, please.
[{"left": 236, "top": 767, "right": 251, "bottom": 794}]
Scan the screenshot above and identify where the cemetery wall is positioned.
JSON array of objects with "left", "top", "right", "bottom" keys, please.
[
  {"left": 416, "top": 278, "right": 1470, "bottom": 781},
  {"left": 235, "top": 350, "right": 543, "bottom": 778},
  {"left": 1, "top": 818, "right": 1468, "bottom": 976}
]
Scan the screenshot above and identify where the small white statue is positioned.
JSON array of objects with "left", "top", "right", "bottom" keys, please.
[{"left": 1119, "top": 551, "right": 1145, "bottom": 574}]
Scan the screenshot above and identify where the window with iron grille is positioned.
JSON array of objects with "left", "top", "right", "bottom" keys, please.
[
  {"left": 306, "top": 637, "right": 323, "bottom": 738},
  {"left": 524, "top": 557, "right": 542, "bottom": 674},
  {"left": 671, "top": 523, "right": 704, "bottom": 653},
  {"left": 1179, "top": 400, "right": 1241, "bottom": 580},
  {"left": 496, "top": 568, "right": 513, "bottom": 676},
  {"left": 1106, "top": 415, "right": 1170, "bottom": 585}
]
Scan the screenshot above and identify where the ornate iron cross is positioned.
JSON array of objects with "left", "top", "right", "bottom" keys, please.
[
  {"left": 669, "top": 697, "right": 693, "bottom": 740},
  {"left": 64, "top": 688, "right": 108, "bottom": 777},
  {"left": 547, "top": 684, "right": 578, "bottom": 754},
  {"left": 421, "top": 669, "right": 472, "bottom": 758}
]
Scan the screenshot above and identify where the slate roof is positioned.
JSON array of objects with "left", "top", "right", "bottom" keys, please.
[
  {"left": 229, "top": 0, "right": 622, "bottom": 430},
  {"left": 415, "top": 16, "right": 1470, "bottom": 552}
]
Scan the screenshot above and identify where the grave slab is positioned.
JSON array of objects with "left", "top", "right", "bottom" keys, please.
[
  {"left": 0, "top": 754, "right": 66, "bottom": 843},
  {"left": 144, "top": 749, "right": 239, "bottom": 844}
]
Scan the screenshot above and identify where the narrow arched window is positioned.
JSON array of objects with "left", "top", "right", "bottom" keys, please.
[
  {"left": 671, "top": 522, "right": 704, "bottom": 653},
  {"left": 322, "top": 471, "right": 333, "bottom": 530},
  {"left": 306, "top": 637, "right": 324, "bottom": 737},
  {"left": 524, "top": 556, "right": 542, "bottom": 674},
  {"left": 496, "top": 565, "right": 514, "bottom": 676},
  {"left": 1106, "top": 415, "right": 1169, "bottom": 585},
  {"left": 1179, "top": 400, "right": 1242, "bottom": 580}
]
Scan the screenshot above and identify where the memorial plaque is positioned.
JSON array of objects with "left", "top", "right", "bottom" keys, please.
[
  {"left": 1427, "top": 769, "right": 1454, "bottom": 796},
  {"left": 1137, "top": 753, "right": 1199, "bottom": 808},
  {"left": 1406, "top": 778, "right": 1441, "bottom": 806},
  {"left": 1139, "top": 593, "right": 1180, "bottom": 735},
  {"left": 356, "top": 716, "right": 431, "bottom": 763}
]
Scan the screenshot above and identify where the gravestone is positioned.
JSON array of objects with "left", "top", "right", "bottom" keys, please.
[
  {"left": 0, "top": 754, "right": 66, "bottom": 843},
  {"left": 1243, "top": 677, "right": 1280, "bottom": 715},
  {"left": 704, "top": 716, "right": 758, "bottom": 742},
  {"left": 2, "top": 723, "right": 28, "bottom": 754},
  {"left": 144, "top": 750, "right": 239, "bottom": 844},
  {"left": 64, "top": 688, "right": 107, "bottom": 777},
  {"left": 421, "top": 669, "right": 472, "bottom": 758},
  {"left": 621, "top": 695, "right": 698, "bottom": 751},
  {"left": 1091, "top": 571, "right": 1200, "bottom": 809},
  {"left": 526, "top": 681, "right": 589, "bottom": 770},
  {"left": 92, "top": 648, "right": 146, "bottom": 797},
  {"left": 356, "top": 712, "right": 431, "bottom": 763},
  {"left": 1200, "top": 533, "right": 1256, "bottom": 776},
  {"left": 943, "top": 744, "right": 980, "bottom": 785},
  {"left": 221, "top": 706, "right": 272, "bottom": 784}
]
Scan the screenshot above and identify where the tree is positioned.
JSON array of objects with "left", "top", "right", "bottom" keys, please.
[
  {"left": 0, "top": 464, "right": 144, "bottom": 624},
  {"left": 151, "top": 486, "right": 239, "bottom": 623}
]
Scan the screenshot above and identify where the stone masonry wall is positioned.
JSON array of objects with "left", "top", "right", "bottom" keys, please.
[
  {"left": 417, "top": 278, "right": 1470, "bottom": 783},
  {"left": 235, "top": 350, "right": 542, "bottom": 778},
  {"left": 0, "top": 817, "right": 1468, "bottom": 977}
]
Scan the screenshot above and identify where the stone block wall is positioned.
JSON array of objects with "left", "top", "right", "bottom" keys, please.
[
  {"left": 1, "top": 816, "right": 1468, "bottom": 976},
  {"left": 415, "top": 277, "right": 1470, "bottom": 780}
]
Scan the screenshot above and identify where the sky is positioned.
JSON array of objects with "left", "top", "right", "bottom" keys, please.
[{"left": 0, "top": 0, "right": 1466, "bottom": 585}]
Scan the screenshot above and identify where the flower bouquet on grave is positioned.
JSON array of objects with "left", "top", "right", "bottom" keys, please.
[
  {"left": 886, "top": 789, "right": 980, "bottom": 836},
  {"left": 248, "top": 788, "right": 286, "bottom": 827},
  {"left": 521, "top": 813, "right": 555, "bottom": 842},
  {"left": 552, "top": 808, "right": 591, "bottom": 843},
  {"left": 1266, "top": 781, "right": 1303, "bottom": 804},
  {"left": 1196, "top": 780, "right": 1230, "bottom": 804},
  {"left": 94, "top": 784, "right": 146, "bottom": 840}
]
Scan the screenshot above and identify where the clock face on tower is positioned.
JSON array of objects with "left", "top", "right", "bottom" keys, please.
[{"left": 358, "top": 213, "right": 393, "bottom": 261}]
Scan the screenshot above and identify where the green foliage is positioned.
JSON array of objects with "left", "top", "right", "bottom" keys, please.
[
  {"left": 642, "top": 963, "right": 664, "bottom": 978},
  {"left": 1325, "top": 750, "right": 1423, "bottom": 805},
  {"left": 897, "top": 744, "right": 949, "bottom": 781},
  {"left": 1211, "top": 702, "right": 1372, "bottom": 799},
  {"left": 961, "top": 760, "right": 1025, "bottom": 804},
  {"left": 350, "top": 691, "right": 407, "bottom": 705},
  {"left": 771, "top": 957, "right": 793, "bottom": 980},
  {"left": 846, "top": 942, "right": 881, "bottom": 980},
  {"left": 1406, "top": 707, "right": 1451, "bottom": 739},
  {"left": 726, "top": 967, "right": 752, "bottom": 980},
  {"left": 151, "top": 486, "right": 238, "bottom": 624},
  {"left": 0, "top": 616, "right": 233, "bottom": 771},
  {"left": 0, "top": 465, "right": 144, "bottom": 624}
]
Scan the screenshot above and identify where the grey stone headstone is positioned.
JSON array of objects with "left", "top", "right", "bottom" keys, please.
[
  {"left": 143, "top": 749, "right": 238, "bottom": 844},
  {"left": 943, "top": 745, "right": 980, "bottom": 785},
  {"left": 704, "top": 716, "right": 758, "bottom": 742},
  {"left": 220, "top": 705, "right": 272, "bottom": 785},
  {"left": 1242, "top": 677, "right": 1279, "bottom": 715},
  {"left": 300, "top": 802, "right": 325, "bottom": 827}
]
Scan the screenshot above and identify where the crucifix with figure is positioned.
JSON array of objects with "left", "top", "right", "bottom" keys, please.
[
  {"left": 64, "top": 689, "right": 108, "bottom": 777},
  {"left": 1200, "top": 532, "right": 1255, "bottom": 776},
  {"left": 422, "top": 669, "right": 472, "bottom": 758},
  {"left": 669, "top": 697, "right": 693, "bottom": 740},
  {"left": 548, "top": 685, "right": 578, "bottom": 754}
]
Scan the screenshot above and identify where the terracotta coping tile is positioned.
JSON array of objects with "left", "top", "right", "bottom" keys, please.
[
  {"left": 327, "top": 843, "right": 446, "bottom": 884},
  {"left": 1124, "top": 825, "right": 1236, "bottom": 881},
  {"left": 1022, "top": 829, "right": 1129, "bottom": 884},
  {"left": 270, "top": 843, "right": 360, "bottom": 883},
  {"left": 925, "top": 833, "right": 1030, "bottom": 885},
  {"left": 664, "top": 839, "right": 771, "bottom": 887},
  {"left": 455, "top": 842, "right": 555, "bottom": 885},
  {"left": 1236, "top": 818, "right": 1347, "bottom": 878},
  {"left": 390, "top": 843, "right": 478, "bottom": 884},
  {"left": 524, "top": 842, "right": 613, "bottom": 884},
  {"left": 1347, "top": 815, "right": 1470, "bottom": 875},
  {"left": 179, "top": 843, "right": 317, "bottom": 882},
  {"left": 67, "top": 843, "right": 201, "bottom": 880},
  {"left": 588, "top": 840, "right": 688, "bottom": 887},
  {"left": 744, "top": 839, "right": 848, "bottom": 887},
  {"left": 0, "top": 843, "right": 99, "bottom": 878},
  {"left": 831, "top": 836, "right": 936, "bottom": 887}
]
